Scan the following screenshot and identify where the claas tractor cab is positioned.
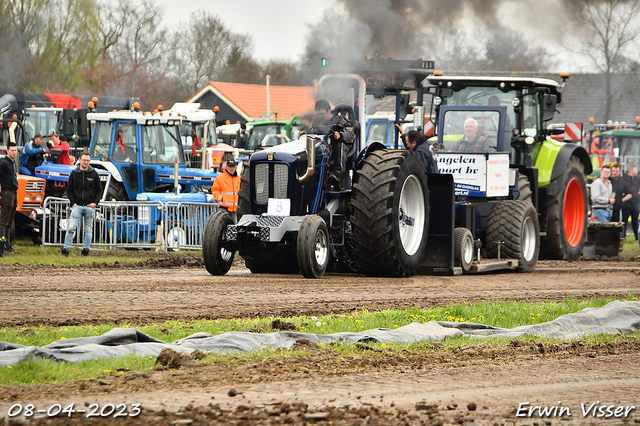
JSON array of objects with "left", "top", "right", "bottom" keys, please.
[{"left": 424, "top": 73, "right": 593, "bottom": 261}]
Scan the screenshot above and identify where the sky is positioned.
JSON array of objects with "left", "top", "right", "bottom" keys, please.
[{"left": 154, "top": 0, "right": 333, "bottom": 62}]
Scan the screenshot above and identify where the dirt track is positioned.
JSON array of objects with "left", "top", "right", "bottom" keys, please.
[{"left": 1, "top": 256, "right": 640, "bottom": 425}]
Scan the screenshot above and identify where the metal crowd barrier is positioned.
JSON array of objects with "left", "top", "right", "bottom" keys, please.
[
  {"left": 589, "top": 154, "right": 640, "bottom": 169},
  {"left": 41, "top": 197, "right": 218, "bottom": 251}
]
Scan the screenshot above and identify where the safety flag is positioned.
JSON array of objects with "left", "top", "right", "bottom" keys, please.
[
  {"left": 191, "top": 131, "right": 201, "bottom": 157},
  {"left": 564, "top": 123, "right": 583, "bottom": 142}
]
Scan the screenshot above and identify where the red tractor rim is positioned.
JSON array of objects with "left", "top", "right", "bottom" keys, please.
[{"left": 563, "top": 178, "right": 585, "bottom": 247}]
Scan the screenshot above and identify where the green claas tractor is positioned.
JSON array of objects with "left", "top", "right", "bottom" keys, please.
[{"left": 424, "top": 73, "right": 592, "bottom": 260}]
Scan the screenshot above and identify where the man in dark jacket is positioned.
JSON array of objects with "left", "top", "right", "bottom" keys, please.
[
  {"left": 621, "top": 164, "right": 640, "bottom": 240},
  {"left": 62, "top": 152, "right": 102, "bottom": 256},
  {"left": 395, "top": 125, "right": 439, "bottom": 174},
  {"left": 609, "top": 163, "right": 631, "bottom": 223},
  {"left": 309, "top": 99, "right": 355, "bottom": 190},
  {"left": 0, "top": 142, "right": 19, "bottom": 256}
]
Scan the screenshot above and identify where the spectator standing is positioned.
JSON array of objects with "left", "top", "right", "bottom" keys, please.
[
  {"left": 62, "top": 152, "right": 103, "bottom": 257},
  {"left": 609, "top": 163, "right": 631, "bottom": 222},
  {"left": 621, "top": 164, "right": 640, "bottom": 240},
  {"left": 395, "top": 125, "right": 439, "bottom": 174},
  {"left": 19, "top": 132, "right": 49, "bottom": 176},
  {"left": 591, "top": 165, "right": 614, "bottom": 222},
  {"left": 48, "top": 131, "right": 72, "bottom": 165},
  {"left": 211, "top": 158, "right": 240, "bottom": 222},
  {"left": 0, "top": 142, "right": 19, "bottom": 256}
]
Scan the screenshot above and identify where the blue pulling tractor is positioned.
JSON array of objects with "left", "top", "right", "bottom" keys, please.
[
  {"left": 35, "top": 108, "right": 218, "bottom": 201},
  {"left": 202, "top": 74, "right": 545, "bottom": 278}
]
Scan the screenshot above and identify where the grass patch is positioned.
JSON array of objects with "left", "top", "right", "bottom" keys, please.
[
  {"left": 622, "top": 233, "right": 640, "bottom": 258},
  {"left": 0, "top": 235, "right": 172, "bottom": 265},
  {"left": 1, "top": 295, "right": 637, "bottom": 387}
]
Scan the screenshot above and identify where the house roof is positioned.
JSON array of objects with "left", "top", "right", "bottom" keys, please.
[{"left": 186, "top": 81, "right": 317, "bottom": 121}]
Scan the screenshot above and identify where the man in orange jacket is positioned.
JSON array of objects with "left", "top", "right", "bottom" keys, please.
[{"left": 211, "top": 158, "right": 240, "bottom": 222}]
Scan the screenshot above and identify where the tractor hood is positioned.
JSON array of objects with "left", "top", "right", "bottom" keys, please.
[{"left": 155, "top": 166, "right": 218, "bottom": 186}]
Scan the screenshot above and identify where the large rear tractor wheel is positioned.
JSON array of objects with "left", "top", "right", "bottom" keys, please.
[
  {"left": 297, "top": 216, "right": 329, "bottom": 278},
  {"left": 486, "top": 200, "right": 540, "bottom": 273},
  {"left": 350, "top": 149, "right": 430, "bottom": 277},
  {"left": 203, "top": 211, "right": 236, "bottom": 275},
  {"left": 540, "top": 156, "right": 588, "bottom": 260},
  {"left": 454, "top": 227, "right": 474, "bottom": 273}
]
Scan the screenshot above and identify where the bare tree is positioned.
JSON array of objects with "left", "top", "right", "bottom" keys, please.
[
  {"left": 571, "top": 0, "right": 640, "bottom": 120},
  {"left": 168, "top": 11, "right": 259, "bottom": 92},
  {"left": 96, "top": 0, "right": 132, "bottom": 59}
]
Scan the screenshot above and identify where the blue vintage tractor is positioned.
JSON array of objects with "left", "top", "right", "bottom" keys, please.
[{"left": 35, "top": 108, "right": 218, "bottom": 201}]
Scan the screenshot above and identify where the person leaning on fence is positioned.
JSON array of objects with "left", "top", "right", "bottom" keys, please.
[
  {"left": 590, "top": 164, "right": 614, "bottom": 222},
  {"left": 211, "top": 158, "right": 240, "bottom": 222},
  {"left": 62, "top": 152, "right": 103, "bottom": 257},
  {"left": 0, "top": 142, "right": 20, "bottom": 256}
]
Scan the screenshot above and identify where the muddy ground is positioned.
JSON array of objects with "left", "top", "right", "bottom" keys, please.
[{"left": 1, "top": 255, "right": 640, "bottom": 425}]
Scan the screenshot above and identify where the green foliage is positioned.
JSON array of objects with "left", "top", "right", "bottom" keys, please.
[{"left": 622, "top": 234, "right": 640, "bottom": 258}]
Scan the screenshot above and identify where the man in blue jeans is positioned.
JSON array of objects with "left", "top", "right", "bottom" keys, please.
[
  {"left": 62, "top": 152, "right": 102, "bottom": 256},
  {"left": 590, "top": 165, "right": 614, "bottom": 222}
]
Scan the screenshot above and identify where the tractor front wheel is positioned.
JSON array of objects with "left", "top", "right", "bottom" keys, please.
[
  {"left": 454, "top": 227, "right": 474, "bottom": 273},
  {"left": 296, "top": 216, "right": 330, "bottom": 278},
  {"left": 203, "top": 211, "right": 236, "bottom": 275}
]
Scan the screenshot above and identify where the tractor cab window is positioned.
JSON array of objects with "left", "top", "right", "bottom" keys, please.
[
  {"left": 366, "top": 122, "right": 388, "bottom": 146},
  {"left": 618, "top": 136, "right": 640, "bottom": 165},
  {"left": 142, "top": 124, "right": 184, "bottom": 165},
  {"left": 90, "top": 122, "right": 113, "bottom": 158},
  {"left": 246, "top": 124, "right": 280, "bottom": 151},
  {"left": 444, "top": 87, "right": 516, "bottom": 141},
  {"left": 22, "top": 109, "right": 60, "bottom": 141},
  {"left": 522, "top": 94, "right": 540, "bottom": 138},
  {"left": 440, "top": 109, "right": 500, "bottom": 152},
  {"left": 112, "top": 122, "right": 137, "bottom": 162}
]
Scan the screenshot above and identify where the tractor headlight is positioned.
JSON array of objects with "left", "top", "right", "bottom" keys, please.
[{"left": 511, "top": 97, "right": 520, "bottom": 107}]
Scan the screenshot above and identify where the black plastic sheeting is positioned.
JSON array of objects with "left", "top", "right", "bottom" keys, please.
[{"left": 1, "top": 301, "right": 638, "bottom": 367}]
